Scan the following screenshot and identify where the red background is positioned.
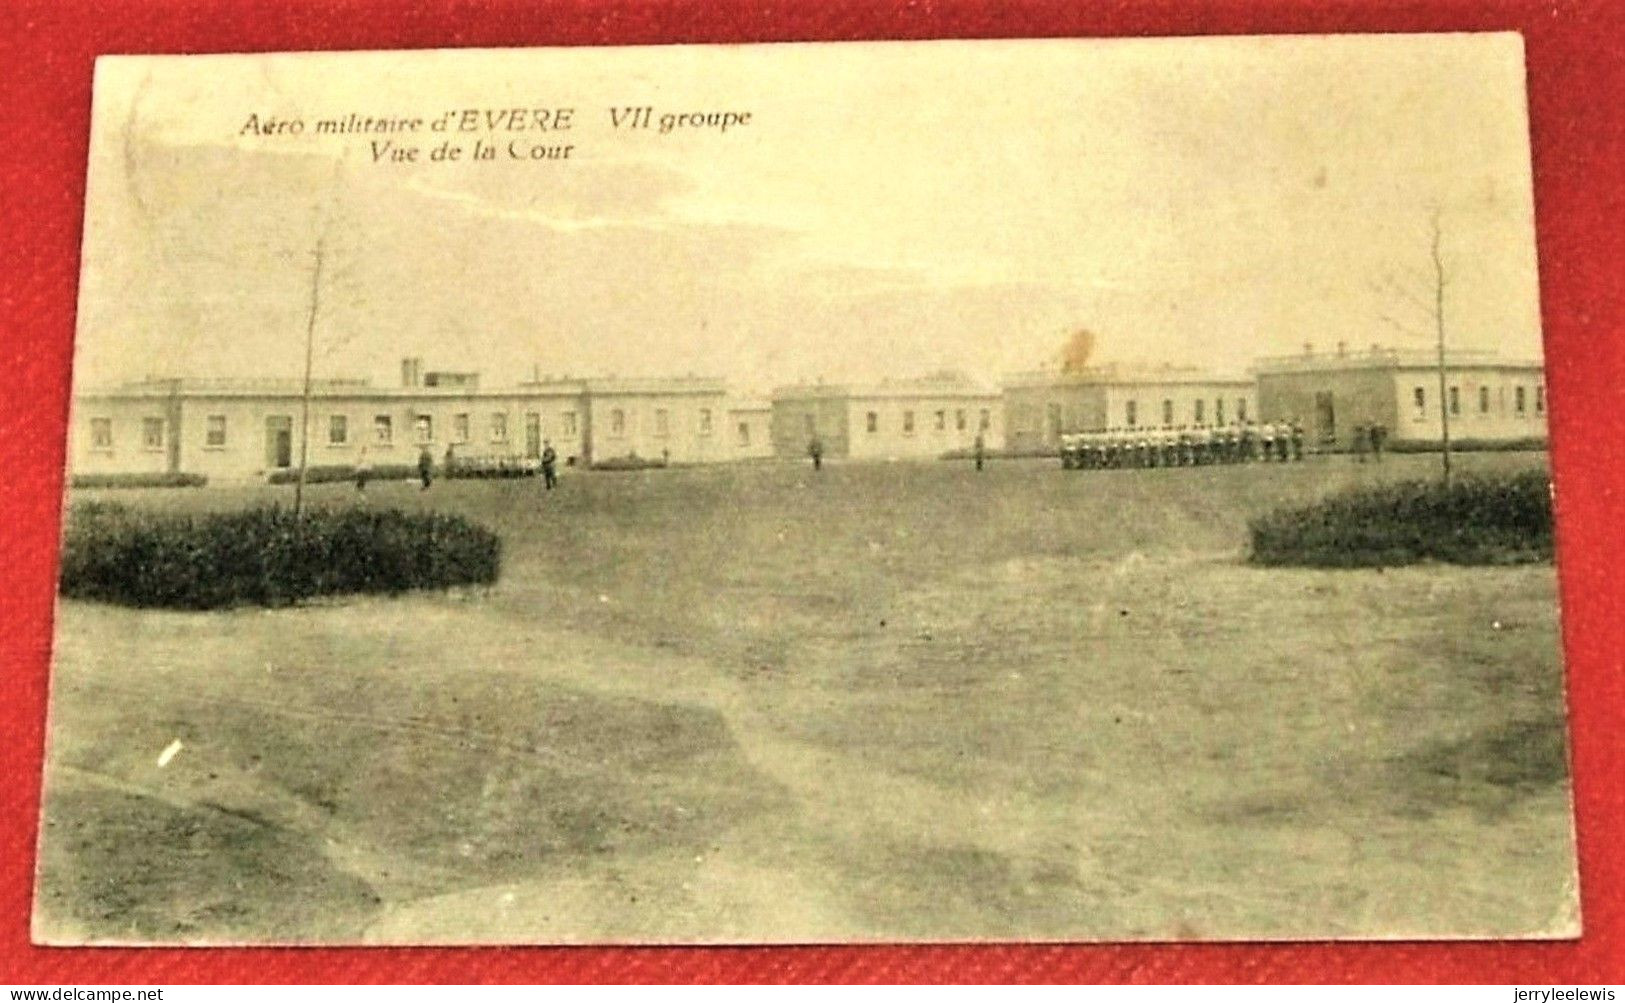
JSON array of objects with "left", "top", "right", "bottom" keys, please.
[{"left": 2, "top": 0, "right": 1621, "bottom": 984}]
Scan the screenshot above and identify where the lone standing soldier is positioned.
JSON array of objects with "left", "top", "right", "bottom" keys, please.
[
  {"left": 1290, "top": 420, "right": 1305, "bottom": 462},
  {"left": 1370, "top": 423, "right": 1387, "bottom": 462},
  {"left": 541, "top": 439, "right": 558, "bottom": 490},
  {"left": 1352, "top": 422, "right": 1370, "bottom": 463},
  {"left": 809, "top": 434, "right": 824, "bottom": 471},
  {"left": 355, "top": 447, "right": 371, "bottom": 494},
  {"left": 418, "top": 445, "right": 434, "bottom": 490},
  {"left": 973, "top": 432, "right": 986, "bottom": 471}
]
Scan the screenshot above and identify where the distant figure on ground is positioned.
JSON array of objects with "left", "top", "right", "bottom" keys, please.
[
  {"left": 1290, "top": 420, "right": 1305, "bottom": 462},
  {"left": 541, "top": 439, "right": 558, "bottom": 491},
  {"left": 443, "top": 443, "right": 457, "bottom": 478},
  {"left": 1370, "top": 423, "right": 1388, "bottom": 461},
  {"left": 418, "top": 446, "right": 434, "bottom": 489},
  {"left": 1352, "top": 423, "right": 1370, "bottom": 463},
  {"left": 973, "top": 433, "right": 986, "bottom": 471},
  {"left": 809, "top": 435, "right": 824, "bottom": 471},
  {"left": 355, "top": 448, "right": 371, "bottom": 493}
]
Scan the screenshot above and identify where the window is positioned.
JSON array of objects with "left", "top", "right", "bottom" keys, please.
[
  {"left": 329, "top": 415, "right": 348, "bottom": 445},
  {"left": 1413, "top": 386, "right": 1427, "bottom": 414},
  {"left": 654, "top": 409, "right": 669, "bottom": 436},
  {"left": 737, "top": 422, "right": 751, "bottom": 447},
  {"left": 415, "top": 414, "right": 433, "bottom": 444},
  {"left": 1162, "top": 399, "right": 1174, "bottom": 425},
  {"left": 979, "top": 409, "right": 991, "bottom": 431},
  {"left": 1236, "top": 398, "right": 1248, "bottom": 422},
  {"left": 866, "top": 411, "right": 878, "bottom": 433},
  {"left": 1448, "top": 386, "right": 1460, "bottom": 416},
  {"left": 453, "top": 413, "right": 471, "bottom": 443},
  {"left": 205, "top": 414, "right": 227, "bottom": 447},
  {"left": 1125, "top": 400, "right": 1138, "bottom": 427},
  {"left": 1536, "top": 385, "right": 1545, "bottom": 414},
  {"left": 1215, "top": 398, "right": 1226, "bottom": 425},
  {"left": 612, "top": 409, "right": 626, "bottom": 435},
  {"left": 562, "top": 411, "right": 578, "bottom": 435},
  {"left": 374, "top": 415, "right": 393, "bottom": 445},
  {"left": 1193, "top": 399, "right": 1205, "bottom": 424},
  {"left": 1479, "top": 386, "right": 1490, "bottom": 414},
  {"left": 490, "top": 412, "right": 508, "bottom": 442},
  {"left": 935, "top": 410, "right": 946, "bottom": 431},
  {"left": 904, "top": 410, "right": 916, "bottom": 434},
  {"left": 698, "top": 409, "right": 713, "bottom": 434},
  {"left": 90, "top": 418, "right": 112, "bottom": 450},
  {"left": 1515, "top": 386, "right": 1527, "bottom": 414},
  {"left": 142, "top": 417, "right": 165, "bottom": 450}
]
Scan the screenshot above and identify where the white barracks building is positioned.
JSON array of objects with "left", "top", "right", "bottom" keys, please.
[{"left": 70, "top": 358, "right": 772, "bottom": 482}]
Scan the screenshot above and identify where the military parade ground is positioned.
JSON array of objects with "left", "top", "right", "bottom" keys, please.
[{"left": 36, "top": 445, "right": 1572, "bottom": 943}]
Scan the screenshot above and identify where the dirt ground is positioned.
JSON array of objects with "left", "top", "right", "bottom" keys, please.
[{"left": 33, "top": 451, "right": 1579, "bottom": 943}]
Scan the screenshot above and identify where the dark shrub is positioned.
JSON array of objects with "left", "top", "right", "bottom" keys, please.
[
  {"left": 60, "top": 502, "right": 501, "bottom": 609},
  {"left": 939, "top": 446, "right": 1033, "bottom": 461},
  {"left": 71, "top": 472, "right": 207, "bottom": 489},
  {"left": 1375, "top": 437, "right": 1547, "bottom": 455},
  {"left": 266, "top": 464, "right": 417, "bottom": 485},
  {"left": 446, "top": 456, "right": 538, "bottom": 479},
  {"left": 1248, "top": 470, "right": 1552, "bottom": 567},
  {"left": 592, "top": 455, "right": 670, "bottom": 472}
]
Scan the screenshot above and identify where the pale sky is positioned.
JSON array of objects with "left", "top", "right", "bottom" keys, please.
[{"left": 75, "top": 34, "right": 1543, "bottom": 394}]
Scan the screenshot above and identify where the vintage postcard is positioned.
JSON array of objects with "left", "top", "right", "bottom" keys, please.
[{"left": 37, "top": 34, "right": 1577, "bottom": 944}]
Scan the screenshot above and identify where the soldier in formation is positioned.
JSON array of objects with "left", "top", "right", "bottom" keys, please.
[{"left": 1059, "top": 419, "right": 1310, "bottom": 471}]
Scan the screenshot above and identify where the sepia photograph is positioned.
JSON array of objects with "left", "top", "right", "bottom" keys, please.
[{"left": 35, "top": 33, "right": 1577, "bottom": 945}]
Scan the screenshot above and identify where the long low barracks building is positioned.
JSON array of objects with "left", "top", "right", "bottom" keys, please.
[{"left": 70, "top": 359, "right": 773, "bottom": 482}]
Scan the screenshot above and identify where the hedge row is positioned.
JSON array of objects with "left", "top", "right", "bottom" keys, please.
[
  {"left": 1383, "top": 437, "right": 1549, "bottom": 454},
  {"left": 70, "top": 472, "right": 207, "bottom": 489},
  {"left": 60, "top": 502, "right": 501, "bottom": 609},
  {"left": 1248, "top": 470, "right": 1552, "bottom": 567},
  {"left": 266, "top": 464, "right": 418, "bottom": 485},
  {"left": 592, "top": 455, "right": 670, "bottom": 471}
]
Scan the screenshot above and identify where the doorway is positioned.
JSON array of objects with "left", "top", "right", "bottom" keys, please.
[
  {"left": 1313, "top": 392, "right": 1336, "bottom": 445},
  {"left": 265, "top": 415, "right": 293, "bottom": 468},
  {"left": 525, "top": 413, "right": 541, "bottom": 459}
]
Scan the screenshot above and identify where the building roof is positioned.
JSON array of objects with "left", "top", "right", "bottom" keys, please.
[
  {"left": 772, "top": 372, "right": 998, "bottom": 402},
  {"left": 77, "top": 373, "right": 729, "bottom": 403},
  {"left": 1001, "top": 363, "right": 1253, "bottom": 390},
  {"left": 1252, "top": 346, "right": 1545, "bottom": 375}
]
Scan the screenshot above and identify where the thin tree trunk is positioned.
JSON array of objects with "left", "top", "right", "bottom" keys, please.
[
  {"left": 1431, "top": 208, "right": 1451, "bottom": 489},
  {"left": 293, "top": 235, "right": 326, "bottom": 519}
]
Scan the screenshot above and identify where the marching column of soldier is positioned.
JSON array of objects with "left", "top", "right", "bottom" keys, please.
[{"left": 1059, "top": 420, "right": 1310, "bottom": 470}]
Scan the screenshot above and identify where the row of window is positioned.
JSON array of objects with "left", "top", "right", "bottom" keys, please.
[
  {"left": 1124, "top": 398, "right": 1249, "bottom": 428},
  {"left": 89, "top": 417, "right": 164, "bottom": 451},
  {"left": 86, "top": 411, "right": 582, "bottom": 452},
  {"left": 603, "top": 407, "right": 721, "bottom": 437},
  {"left": 89, "top": 408, "right": 757, "bottom": 452},
  {"left": 805, "top": 408, "right": 993, "bottom": 437},
  {"left": 1036, "top": 398, "right": 1249, "bottom": 432},
  {"left": 1412, "top": 384, "right": 1545, "bottom": 418}
]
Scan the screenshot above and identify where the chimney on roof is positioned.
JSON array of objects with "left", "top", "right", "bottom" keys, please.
[
  {"left": 1303, "top": 342, "right": 1313, "bottom": 356},
  {"left": 1336, "top": 341, "right": 1347, "bottom": 357},
  {"left": 401, "top": 357, "right": 423, "bottom": 388},
  {"left": 1370, "top": 343, "right": 1383, "bottom": 355}
]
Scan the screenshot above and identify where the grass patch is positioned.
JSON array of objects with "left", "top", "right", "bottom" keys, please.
[
  {"left": 59, "top": 502, "right": 501, "bottom": 609},
  {"left": 70, "top": 472, "right": 207, "bottom": 489},
  {"left": 1248, "top": 470, "right": 1552, "bottom": 567}
]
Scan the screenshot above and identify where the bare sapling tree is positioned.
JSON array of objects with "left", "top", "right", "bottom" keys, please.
[{"left": 1370, "top": 203, "right": 1453, "bottom": 487}]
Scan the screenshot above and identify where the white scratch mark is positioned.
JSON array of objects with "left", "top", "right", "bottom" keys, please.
[{"left": 156, "top": 739, "right": 184, "bottom": 768}]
